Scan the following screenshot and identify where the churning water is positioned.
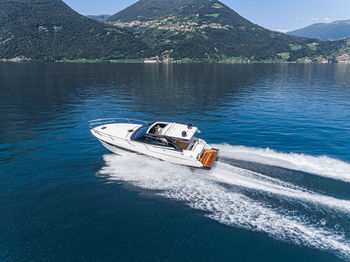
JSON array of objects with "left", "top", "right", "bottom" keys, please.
[{"left": 100, "top": 145, "right": 350, "bottom": 260}]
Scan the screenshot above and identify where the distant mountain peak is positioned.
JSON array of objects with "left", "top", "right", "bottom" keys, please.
[
  {"left": 289, "top": 19, "right": 350, "bottom": 40},
  {"left": 87, "top": 14, "right": 111, "bottom": 22},
  {"left": 335, "top": 19, "right": 350, "bottom": 25},
  {"left": 108, "top": 0, "right": 224, "bottom": 22},
  {"left": 107, "top": 0, "right": 348, "bottom": 62}
]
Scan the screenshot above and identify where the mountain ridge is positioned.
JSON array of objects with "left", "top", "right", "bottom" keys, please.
[
  {"left": 109, "top": 0, "right": 197, "bottom": 22},
  {"left": 288, "top": 19, "right": 350, "bottom": 40},
  {"left": 108, "top": 0, "right": 349, "bottom": 62},
  {"left": 0, "top": 0, "right": 349, "bottom": 63}
]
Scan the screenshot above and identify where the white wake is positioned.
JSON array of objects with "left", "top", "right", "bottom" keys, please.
[
  {"left": 216, "top": 144, "right": 350, "bottom": 183},
  {"left": 99, "top": 149, "right": 350, "bottom": 260}
]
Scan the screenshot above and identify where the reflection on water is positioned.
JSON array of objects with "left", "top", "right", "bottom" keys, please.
[{"left": 1, "top": 63, "right": 350, "bottom": 156}]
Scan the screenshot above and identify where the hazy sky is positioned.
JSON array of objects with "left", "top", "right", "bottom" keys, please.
[{"left": 63, "top": 0, "right": 350, "bottom": 31}]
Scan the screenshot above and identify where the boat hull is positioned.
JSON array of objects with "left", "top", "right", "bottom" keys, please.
[
  {"left": 96, "top": 137, "right": 205, "bottom": 168},
  {"left": 100, "top": 140, "right": 135, "bottom": 156}
]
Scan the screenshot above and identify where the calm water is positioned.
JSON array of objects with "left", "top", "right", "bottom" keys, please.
[{"left": 1, "top": 63, "right": 350, "bottom": 261}]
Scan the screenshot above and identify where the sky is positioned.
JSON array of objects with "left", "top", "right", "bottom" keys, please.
[{"left": 63, "top": 0, "right": 350, "bottom": 31}]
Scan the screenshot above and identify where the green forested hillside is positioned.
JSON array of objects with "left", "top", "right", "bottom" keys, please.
[
  {"left": 0, "top": 0, "right": 152, "bottom": 61},
  {"left": 109, "top": 0, "right": 349, "bottom": 62},
  {"left": 1, "top": 0, "right": 349, "bottom": 62}
]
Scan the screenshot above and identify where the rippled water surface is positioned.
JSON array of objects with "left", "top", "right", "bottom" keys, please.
[{"left": 1, "top": 63, "right": 350, "bottom": 261}]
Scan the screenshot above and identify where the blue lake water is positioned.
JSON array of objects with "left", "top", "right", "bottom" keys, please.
[{"left": 1, "top": 63, "right": 350, "bottom": 261}]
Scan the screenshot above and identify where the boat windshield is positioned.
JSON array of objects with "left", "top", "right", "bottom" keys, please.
[{"left": 133, "top": 123, "right": 153, "bottom": 140}]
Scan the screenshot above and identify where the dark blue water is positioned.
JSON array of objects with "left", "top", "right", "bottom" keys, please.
[{"left": 1, "top": 63, "right": 350, "bottom": 261}]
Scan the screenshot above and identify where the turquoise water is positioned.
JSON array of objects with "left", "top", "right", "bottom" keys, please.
[{"left": 1, "top": 63, "right": 350, "bottom": 261}]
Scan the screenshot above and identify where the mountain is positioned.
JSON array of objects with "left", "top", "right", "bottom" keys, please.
[
  {"left": 0, "top": 0, "right": 152, "bottom": 61},
  {"left": 1, "top": 0, "right": 349, "bottom": 63},
  {"left": 108, "top": 0, "right": 349, "bottom": 62},
  {"left": 288, "top": 19, "right": 350, "bottom": 40},
  {"left": 109, "top": 0, "right": 193, "bottom": 22},
  {"left": 87, "top": 14, "right": 111, "bottom": 23}
]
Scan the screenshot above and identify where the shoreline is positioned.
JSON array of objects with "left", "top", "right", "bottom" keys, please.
[{"left": 1, "top": 59, "right": 349, "bottom": 64}]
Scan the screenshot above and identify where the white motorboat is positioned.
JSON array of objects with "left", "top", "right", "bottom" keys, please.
[{"left": 89, "top": 118, "right": 219, "bottom": 169}]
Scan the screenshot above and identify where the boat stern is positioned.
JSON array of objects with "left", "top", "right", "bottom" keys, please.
[{"left": 199, "top": 148, "right": 219, "bottom": 169}]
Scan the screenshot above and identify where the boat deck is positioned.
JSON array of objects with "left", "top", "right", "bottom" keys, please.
[{"left": 174, "top": 140, "right": 190, "bottom": 150}]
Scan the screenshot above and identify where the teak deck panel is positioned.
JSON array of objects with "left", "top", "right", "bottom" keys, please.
[
  {"left": 174, "top": 140, "right": 190, "bottom": 150},
  {"left": 200, "top": 149, "right": 218, "bottom": 168}
]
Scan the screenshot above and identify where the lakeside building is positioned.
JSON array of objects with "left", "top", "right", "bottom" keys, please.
[{"left": 337, "top": 54, "right": 350, "bottom": 63}]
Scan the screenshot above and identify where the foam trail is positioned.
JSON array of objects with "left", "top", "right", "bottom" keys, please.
[
  {"left": 212, "top": 162, "right": 350, "bottom": 214},
  {"left": 216, "top": 144, "right": 350, "bottom": 183},
  {"left": 99, "top": 154, "right": 350, "bottom": 260}
]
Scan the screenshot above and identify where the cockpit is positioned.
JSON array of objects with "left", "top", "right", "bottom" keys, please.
[
  {"left": 131, "top": 122, "right": 200, "bottom": 152},
  {"left": 130, "top": 122, "right": 179, "bottom": 150},
  {"left": 148, "top": 122, "right": 168, "bottom": 135}
]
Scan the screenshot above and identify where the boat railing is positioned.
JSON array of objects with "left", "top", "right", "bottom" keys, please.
[
  {"left": 91, "top": 128, "right": 135, "bottom": 147},
  {"left": 89, "top": 118, "right": 149, "bottom": 129}
]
